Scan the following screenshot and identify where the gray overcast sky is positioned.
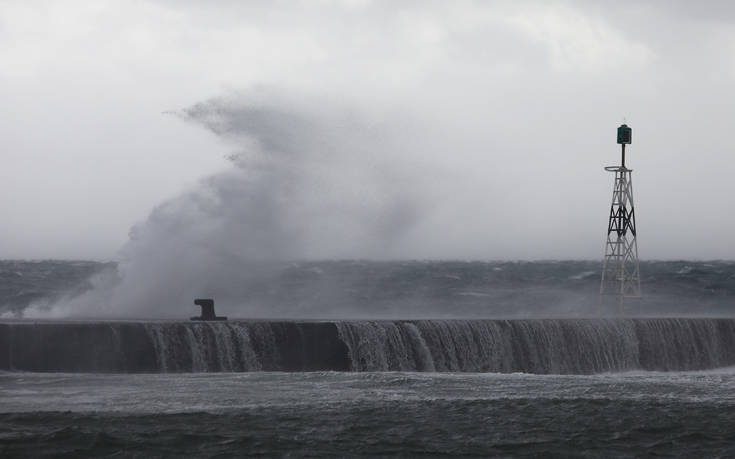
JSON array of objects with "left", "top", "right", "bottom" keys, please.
[{"left": 3, "top": 0, "right": 735, "bottom": 261}]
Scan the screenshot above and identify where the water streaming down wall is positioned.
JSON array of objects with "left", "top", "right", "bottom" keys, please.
[
  {"left": 335, "top": 319, "right": 735, "bottom": 372},
  {"left": 2, "top": 319, "right": 735, "bottom": 374},
  {"left": 0, "top": 321, "right": 349, "bottom": 373}
]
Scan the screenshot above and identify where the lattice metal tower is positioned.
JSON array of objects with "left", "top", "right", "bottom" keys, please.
[{"left": 600, "top": 124, "right": 641, "bottom": 311}]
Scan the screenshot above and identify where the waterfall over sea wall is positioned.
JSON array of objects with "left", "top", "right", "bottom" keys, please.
[{"left": 2, "top": 319, "right": 735, "bottom": 374}]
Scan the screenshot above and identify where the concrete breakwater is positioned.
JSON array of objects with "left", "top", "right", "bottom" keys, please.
[{"left": 2, "top": 318, "right": 735, "bottom": 374}]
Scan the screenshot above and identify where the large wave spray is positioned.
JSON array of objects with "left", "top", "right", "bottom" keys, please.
[{"left": 33, "top": 91, "right": 438, "bottom": 318}]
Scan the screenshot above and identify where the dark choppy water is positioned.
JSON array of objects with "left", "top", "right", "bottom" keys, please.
[
  {"left": 0, "top": 260, "right": 111, "bottom": 317},
  {"left": 3, "top": 260, "right": 735, "bottom": 318},
  {"left": 3, "top": 371, "right": 735, "bottom": 457},
  {"left": 3, "top": 260, "right": 735, "bottom": 457}
]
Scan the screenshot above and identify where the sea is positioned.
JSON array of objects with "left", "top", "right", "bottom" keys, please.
[{"left": 2, "top": 260, "right": 735, "bottom": 457}]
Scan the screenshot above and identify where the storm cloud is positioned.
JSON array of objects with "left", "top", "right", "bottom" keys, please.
[{"left": 3, "top": 0, "right": 735, "bottom": 263}]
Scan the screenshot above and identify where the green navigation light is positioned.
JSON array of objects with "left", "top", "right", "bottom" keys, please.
[{"left": 617, "top": 124, "right": 632, "bottom": 145}]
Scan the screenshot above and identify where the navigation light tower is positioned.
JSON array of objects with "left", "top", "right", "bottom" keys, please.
[{"left": 600, "top": 124, "right": 641, "bottom": 311}]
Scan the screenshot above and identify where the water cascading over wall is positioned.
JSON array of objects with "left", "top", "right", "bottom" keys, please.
[{"left": 2, "top": 319, "right": 735, "bottom": 374}]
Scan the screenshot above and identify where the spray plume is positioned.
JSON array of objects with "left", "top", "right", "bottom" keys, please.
[{"left": 30, "top": 90, "right": 433, "bottom": 318}]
